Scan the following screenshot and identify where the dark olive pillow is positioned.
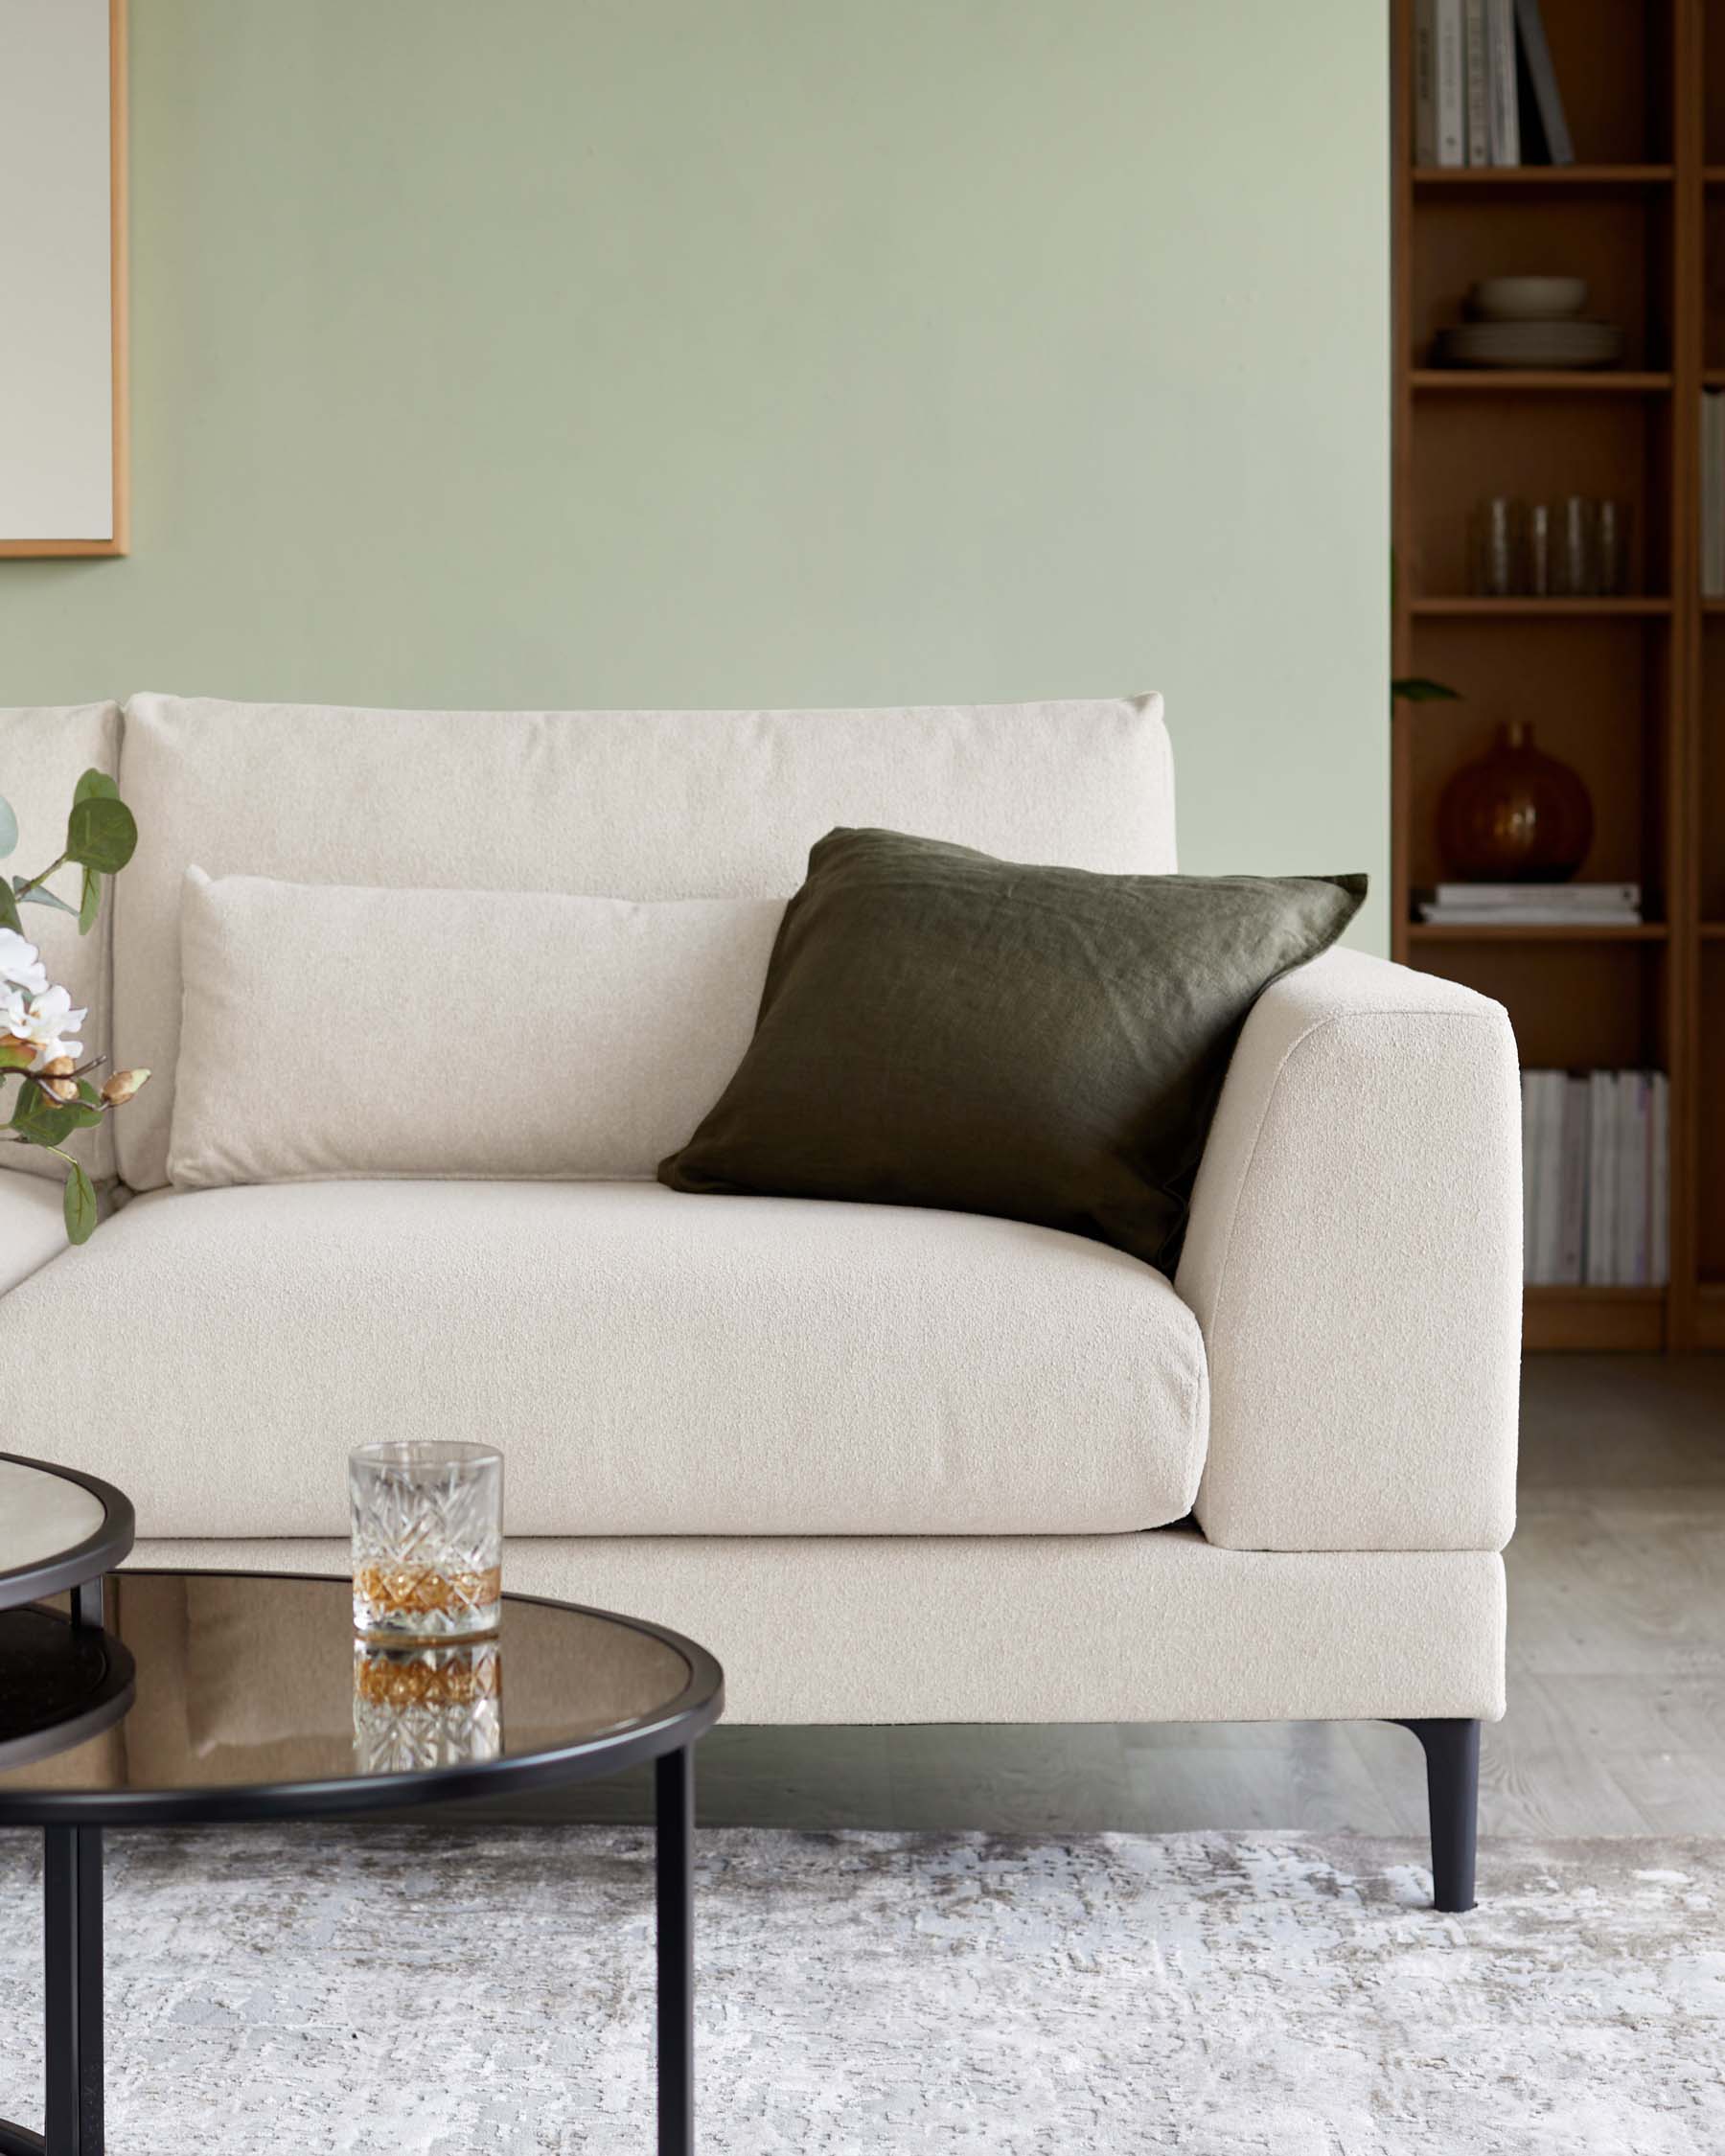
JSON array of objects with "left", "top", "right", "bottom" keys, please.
[{"left": 658, "top": 830, "right": 1366, "bottom": 1274}]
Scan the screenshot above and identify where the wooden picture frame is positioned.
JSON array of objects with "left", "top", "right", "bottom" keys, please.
[{"left": 0, "top": 0, "right": 127, "bottom": 558}]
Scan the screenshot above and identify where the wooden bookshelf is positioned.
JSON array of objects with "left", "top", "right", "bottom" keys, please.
[{"left": 1391, "top": 0, "right": 1713, "bottom": 1352}]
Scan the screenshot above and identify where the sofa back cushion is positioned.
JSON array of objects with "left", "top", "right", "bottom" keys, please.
[
  {"left": 169, "top": 867, "right": 783, "bottom": 1188},
  {"left": 113, "top": 692, "right": 1177, "bottom": 1189},
  {"left": 0, "top": 702, "right": 123, "bottom": 1185}
]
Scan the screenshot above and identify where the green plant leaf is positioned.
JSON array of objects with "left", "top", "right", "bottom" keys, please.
[
  {"left": 0, "top": 881, "right": 19, "bottom": 935},
  {"left": 10, "top": 1080, "right": 100, "bottom": 1144},
  {"left": 72, "top": 768, "right": 120, "bottom": 808},
  {"left": 1392, "top": 676, "right": 1461, "bottom": 704},
  {"left": 0, "top": 794, "right": 16, "bottom": 861},
  {"left": 78, "top": 866, "right": 102, "bottom": 936},
  {"left": 0, "top": 1041, "right": 34, "bottom": 1072},
  {"left": 62, "top": 1161, "right": 97, "bottom": 1245},
  {"left": 14, "top": 878, "right": 77, "bottom": 917},
  {"left": 64, "top": 794, "right": 137, "bottom": 874},
  {"left": 11, "top": 1085, "right": 80, "bottom": 1147}
]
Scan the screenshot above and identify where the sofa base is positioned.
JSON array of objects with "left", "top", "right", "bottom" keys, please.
[{"left": 126, "top": 1527, "right": 1506, "bottom": 1726}]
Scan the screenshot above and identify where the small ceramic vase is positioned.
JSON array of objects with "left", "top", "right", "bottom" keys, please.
[{"left": 1438, "top": 721, "right": 1594, "bottom": 883}]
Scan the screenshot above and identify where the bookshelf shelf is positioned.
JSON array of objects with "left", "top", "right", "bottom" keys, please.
[
  {"left": 1411, "top": 370, "right": 1672, "bottom": 393},
  {"left": 1524, "top": 1284, "right": 1668, "bottom": 1353},
  {"left": 1414, "top": 165, "right": 1673, "bottom": 191},
  {"left": 1394, "top": 0, "right": 1694, "bottom": 1352},
  {"left": 1408, "top": 596, "right": 1672, "bottom": 617},
  {"left": 1407, "top": 922, "right": 1668, "bottom": 943},
  {"left": 1526, "top": 1284, "right": 1668, "bottom": 1300}
]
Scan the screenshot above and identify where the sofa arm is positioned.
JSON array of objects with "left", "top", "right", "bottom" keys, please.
[{"left": 1175, "top": 948, "right": 1521, "bottom": 1554}]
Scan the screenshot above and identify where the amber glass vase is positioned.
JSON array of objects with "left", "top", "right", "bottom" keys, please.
[{"left": 1437, "top": 721, "right": 1595, "bottom": 883}]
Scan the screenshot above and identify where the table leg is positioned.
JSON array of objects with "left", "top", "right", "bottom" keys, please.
[
  {"left": 0, "top": 1825, "right": 104, "bottom": 2156},
  {"left": 655, "top": 1747, "right": 694, "bottom": 2156},
  {"left": 43, "top": 1827, "right": 103, "bottom": 2156}
]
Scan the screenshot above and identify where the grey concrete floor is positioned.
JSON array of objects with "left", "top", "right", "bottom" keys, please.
[{"left": 463, "top": 1353, "right": 1725, "bottom": 1837}]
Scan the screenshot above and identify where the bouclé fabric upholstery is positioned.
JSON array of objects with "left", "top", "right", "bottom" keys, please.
[{"left": 0, "top": 690, "right": 1520, "bottom": 1739}]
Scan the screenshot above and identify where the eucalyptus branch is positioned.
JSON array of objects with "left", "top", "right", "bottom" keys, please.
[{"left": 10, "top": 851, "right": 68, "bottom": 903}]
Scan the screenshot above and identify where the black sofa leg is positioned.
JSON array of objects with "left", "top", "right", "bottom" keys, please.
[{"left": 1391, "top": 1718, "right": 1480, "bottom": 1913}]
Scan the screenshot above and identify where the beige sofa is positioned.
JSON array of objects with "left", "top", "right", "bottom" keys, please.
[{"left": 0, "top": 692, "right": 1521, "bottom": 1908}]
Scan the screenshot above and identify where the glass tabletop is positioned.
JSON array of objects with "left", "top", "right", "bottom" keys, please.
[
  {"left": 0, "top": 1571, "right": 723, "bottom": 1824},
  {"left": 0, "top": 1459, "right": 108, "bottom": 1576}
]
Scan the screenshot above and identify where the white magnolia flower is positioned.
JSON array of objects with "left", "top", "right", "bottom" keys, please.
[
  {"left": 0, "top": 927, "right": 49, "bottom": 998},
  {"left": 5, "top": 984, "right": 87, "bottom": 1072}
]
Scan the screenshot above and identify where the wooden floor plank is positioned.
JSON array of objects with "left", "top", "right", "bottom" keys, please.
[{"left": 1484, "top": 1672, "right": 1661, "bottom": 1835}]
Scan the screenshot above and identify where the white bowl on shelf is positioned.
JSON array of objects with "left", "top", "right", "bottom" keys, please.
[
  {"left": 1468, "top": 275, "right": 1590, "bottom": 321},
  {"left": 1436, "top": 319, "right": 1626, "bottom": 369}
]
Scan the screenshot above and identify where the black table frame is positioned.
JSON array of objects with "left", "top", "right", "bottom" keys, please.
[{"left": 0, "top": 1571, "right": 724, "bottom": 2156}]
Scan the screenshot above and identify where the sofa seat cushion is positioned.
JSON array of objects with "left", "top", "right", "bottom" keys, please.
[{"left": 0, "top": 1181, "right": 1208, "bottom": 1538}]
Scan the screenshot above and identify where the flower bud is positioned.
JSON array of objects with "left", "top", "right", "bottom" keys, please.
[
  {"left": 101, "top": 1067, "right": 150, "bottom": 1106},
  {"left": 38, "top": 1076, "right": 78, "bottom": 1103},
  {"left": 42, "top": 1055, "right": 77, "bottom": 1077}
]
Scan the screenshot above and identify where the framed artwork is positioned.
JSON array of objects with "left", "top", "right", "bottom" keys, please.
[{"left": 0, "top": 0, "right": 127, "bottom": 557}]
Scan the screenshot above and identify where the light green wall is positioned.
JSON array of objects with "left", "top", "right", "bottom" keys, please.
[{"left": 3, "top": 0, "right": 1389, "bottom": 947}]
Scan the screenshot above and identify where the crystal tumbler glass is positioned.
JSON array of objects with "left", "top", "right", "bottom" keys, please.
[{"left": 350, "top": 1440, "right": 503, "bottom": 1640}]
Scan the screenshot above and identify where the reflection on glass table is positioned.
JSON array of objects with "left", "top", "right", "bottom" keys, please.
[{"left": 353, "top": 1634, "right": 504, "bottom": 1775}]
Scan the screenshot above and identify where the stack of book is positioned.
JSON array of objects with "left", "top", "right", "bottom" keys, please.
[
  {"left": 1704, "top": 393, "right": 1725, "bottom": 598},
  {"left": 1416, "top": 883, "right": 1642, "bottom": 928},
  {"left": 1522, "top": 1069, "right": 1669, "bottom": 1286},
  {"left": 1414, "top": 0, "right": 1572, "bottom": 169}
]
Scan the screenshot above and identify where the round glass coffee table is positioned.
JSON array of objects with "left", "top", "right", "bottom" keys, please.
[
  {"left": 0, "top": 1570, "right": 724, "bottom": 2156},
  {"left": 0, "top": 1455, "right": 135, "bottom": 1622}
]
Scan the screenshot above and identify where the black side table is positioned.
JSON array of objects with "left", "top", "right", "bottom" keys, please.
[{"left": 0, "top": 1568, "right": 724, "bottom": 2155}]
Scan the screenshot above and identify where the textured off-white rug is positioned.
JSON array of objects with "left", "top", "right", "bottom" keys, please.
[{"left": 0, "top": 1826, "right": 1719, "bottom": 2153}]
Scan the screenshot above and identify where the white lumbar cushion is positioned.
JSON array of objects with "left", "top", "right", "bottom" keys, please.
[{"left": 167, "top": 866, "right": 782, "bottom": 1189}]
